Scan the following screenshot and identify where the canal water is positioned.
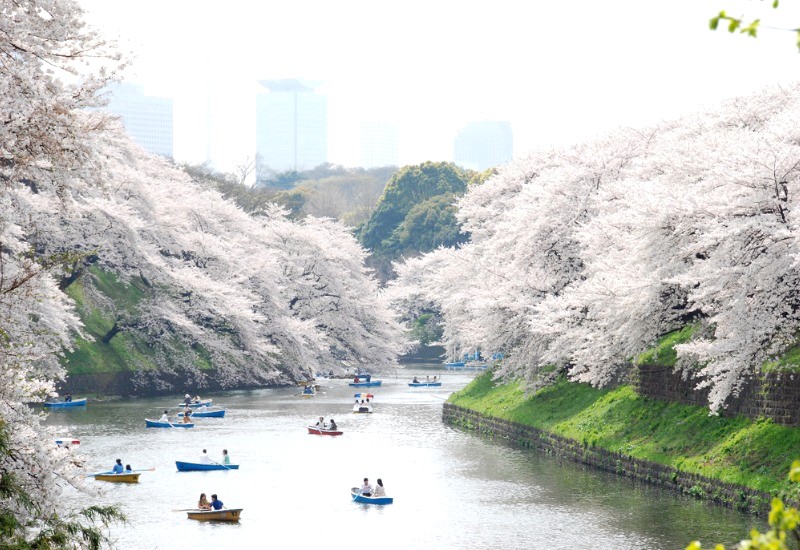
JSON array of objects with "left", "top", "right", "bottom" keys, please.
[{"left": 44, "top": 365, "right": 759, "bottom": 549}]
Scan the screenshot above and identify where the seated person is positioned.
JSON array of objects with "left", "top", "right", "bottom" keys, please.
[
  {"left": 210, "top": 494, "right": 223, "bottom": 510},
  {"left": 199, "top": 449, "right": 212, "bottom": 464},
  {"left": 125, "top": 464, "right": 133, "bottom": 472},
  {"left": 112, "top": 459, "right": 124, "bottom": 474},
  {"left": 360, "top": 478, "right": 373, "bottom": 496},
  {"left": 373, "top": 478, "right": 386, "bottom": 497},
  {"left": 198, "top": 493, "right": 211, "bottom": 510},
  {"left": 412, "top": 377, "right": 419, "bottom": 383},
  {"left": 158, "top": 410, "right": 170, "bottom": 423},
  {"left": 329, "top": 419, "right": 337, "bottom": 431}
]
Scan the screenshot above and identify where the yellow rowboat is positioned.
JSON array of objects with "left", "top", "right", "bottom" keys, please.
[
  {"left": 186, "top": 508, "right": 242, "bottom": 522},
  {"left": 94, "top": 472, "right": 141, "bottom": 483}
]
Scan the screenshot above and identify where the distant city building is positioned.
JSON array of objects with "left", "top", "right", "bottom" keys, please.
[
  {"left": 104, "top": 82, "right": 173, "bottom": 158},
  {"left": 256, "top": 79, "right": 327, "bottom": 173},
  {"left": 360, "top": 121, "right": 399, "bottom": 168},
  {"left": 453, "top": 121, "right": 513, "bottom": 171}
]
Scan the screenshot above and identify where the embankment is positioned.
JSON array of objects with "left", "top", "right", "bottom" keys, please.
[{"left": 444, "top": 372, "right": 800, "bottom": 513}]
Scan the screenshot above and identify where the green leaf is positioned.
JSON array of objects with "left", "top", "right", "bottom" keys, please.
[
  {"left": 742, "top": 19, "right": 760, "bottom": 38},
  {"left": 709, "top": 17, "right": 719, "bottom": 31},
  {"left": 728, "top": 18, "right": 740, "bottom": 33},
  {"left": 773, "top": 0, "right": 779, "bottom": 8}
]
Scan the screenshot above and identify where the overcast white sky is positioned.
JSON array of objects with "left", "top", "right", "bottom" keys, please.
[{"left": 78, "top": 0, "right": 800, "bottom": 172}]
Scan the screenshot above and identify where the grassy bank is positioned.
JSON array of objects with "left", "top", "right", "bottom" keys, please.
[{"left": 449, "top": 371, "right": 800, "bottom": 502}]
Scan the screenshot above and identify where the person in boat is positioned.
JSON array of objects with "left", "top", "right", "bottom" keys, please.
[
  {"left": 184, "top": 394, "right": 192, "bottom": 406},
  {"left": 426, "top": 375, "right": 430, "bottom": 382},
  {"left": 193, "top": 395, "right": 202, "bottom": 404},
  {"left": 412, "top": 376, "right": 419, "bottom": 383},
  {"left": 158, "top": 410, "right": 170, "bottom": 423},
  {"left": 198, "top": 493, "right": 211, "bottom": 510},
  {"left": 354, "top": 375, "right": 360, "bottom": 383},
  {"left": 315, "top": 416, "right": 326, "bottom": 429},
  {"left": 433, "top": 375, "right": 438, "bottom": 382},
  {"left": 329, "top": 418, "right": 337, "bottom": 431},
  {"left": 64, "top": 394, "right": 72, "bottom": 402},
  {"left": 125, "top": 464, "right": 133, "bottom": 472},
  {"left": 222, "top": 449, "right": 230, "bottom": 465},
  {"left": 112, "top": 459, "right": 124, "bottom": 474},
  {"left": 183, "top": 404, "right": 192, "bottom": 417},
  {"left": 210, "top": 494, "right": 223, "bottom": 510},
  {"left": 200, "top": 449, "right": 212, "bottom": 465},
  {"left": 365, "top": 373, "right": 371, "bottom": 383},
  {"left": 373, "top": 478, "right": 386, "bottom": 497},
  {"left": 181, "top": 412, "right": 191, "bottom": 424},
  {"left": 360, "top": 478, "right": 373, "bottom": 497}
]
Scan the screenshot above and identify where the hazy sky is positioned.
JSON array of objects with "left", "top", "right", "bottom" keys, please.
[{"left": 78, "top": 0, "right": 800, "bottom": 172}]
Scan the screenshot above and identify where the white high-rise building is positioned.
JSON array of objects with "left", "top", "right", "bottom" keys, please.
[
  {"left": 360, "top": 121, "right": 399, "bottom": 168},
  {"left": 453, "top": 121, "right": 513, "bottom": 171},
  {"left": 256, "top": 79, "right": 327, "bottom": 173},
  {"left": 104, "top": 82, "right": 173, "bottom": 158}
]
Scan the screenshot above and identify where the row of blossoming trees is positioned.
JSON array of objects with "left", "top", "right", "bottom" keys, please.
[
  {"left": 391, "top": 83, "right": 800, "bottom": 414},
  {"left": 1, "top": 0, "right": 405, "bottom": 544}
]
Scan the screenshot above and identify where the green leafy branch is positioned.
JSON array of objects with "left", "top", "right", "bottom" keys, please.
[{"left": 709, "top": 1, "right": 800, "bottom": 50}]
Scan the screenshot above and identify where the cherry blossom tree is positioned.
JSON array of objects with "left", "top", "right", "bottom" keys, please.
[{"left": 393, "top": 82, "right": 800, "bottom": 412}]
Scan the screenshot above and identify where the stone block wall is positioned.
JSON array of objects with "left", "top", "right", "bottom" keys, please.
[
  {"left": 442, "top": 402, "right": 775, "bottom": 513},
  {"left": 636, "top": 365, "right": 800, "bottom": 426}
]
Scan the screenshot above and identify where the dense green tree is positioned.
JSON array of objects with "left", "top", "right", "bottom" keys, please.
[
  {"left": 389, "top": 194, "right": 469, "bottom": 254},
  {"left": 357, "top": 161, "right": 473, "bottom": 254}
]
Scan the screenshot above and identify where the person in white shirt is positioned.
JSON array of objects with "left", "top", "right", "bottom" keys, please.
[
  {"left": 360, "top": 478, "right": 373, "bottom": 496},
  {"left": 373, "top": 478, "right": 386, "bottom": 497},
  {"left": 158, "top": 410, "right": 169, "bottom": 423},
  {"left": 200, "top": 449, "right": 212, "bottom": 464}
]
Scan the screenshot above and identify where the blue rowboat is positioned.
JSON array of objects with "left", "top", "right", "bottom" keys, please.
[
  {"left": 350, "top": 488, "right": 393, "bottom": 505},
  {"left": 178, "top": 409, "right": 225, "bottom": 418},
  {"left": 443, "top": 361, "right": 465, "bottom": 367},
  {"left": 348, "top": 380, "right": 382, "bottom": 387},
  {"left": 44, "top": 398, "right": 87, "bottom": 408},
  {"left": 408, "top": 382, "right": 442, "bottom": 387},
  {"left": 145, "top": 419, "right": 194, "bottom": 428},
  {"left": 176, "top": 461, "right": 239, "bottom": 472},
  {"left": 176, "top": 399, "right": 213, "bottom": 408}
]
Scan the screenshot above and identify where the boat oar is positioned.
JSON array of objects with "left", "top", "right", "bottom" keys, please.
[
  {"left": 130, "top": 467, "right": 156, "bottom": 473},
  {"left": 171, "top": 508, "right": 198, "bottom": 512},
  {"left": 210, "top": 458, "right": 231, "bottom": 470},
  {"left": 85, "top": 471, "right": 112, "bottom": 478}
]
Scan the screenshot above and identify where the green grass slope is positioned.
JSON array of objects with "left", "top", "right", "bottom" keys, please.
[{"left": 449, "top": 372, "right": 800, "bottom": 501}]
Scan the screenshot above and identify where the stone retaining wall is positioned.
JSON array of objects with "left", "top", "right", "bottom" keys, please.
[
  {"left": 636, "top": 365, "right": 800, "bottom": 426},
  {"left": 442, "top": 402, "right": 775, "bottom": 513}
]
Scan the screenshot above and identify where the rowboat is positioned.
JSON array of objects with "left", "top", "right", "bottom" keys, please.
[
  {"left": 178, "top": 409, "right": 225, "bottom": 418},
  {"left": 145, "top": 419, "right": 194, "bottom": 428},
  {"left": 408, "top": 382, "right": 442, "bottom": 387},
  {"left": 300, "top": 386, "right": 316, "bottom": 397},
  {"left": 443, "top": 361, "right": 465, "bottom": 367},
  {"left": 350, "top": 488, "right": 393, "bottom": 505},
  {"left": 44, "top": 398, "right": 87, "bottom": 408},
  {"left": 186, "top": 508, "right": 242, "bottom": 522},
  {"left": 307, "top": 426, "right": 343, "bottom": 436},
  {"left": 175, "top": 461, "right": 239, "bottom": 471},
  {"left": 176, "top": 399, "right": 213, "bottom": 408},
  {"left": 94, "top": 472, "right": 140, "bottom": 483},
  {"left": 353, "top": 393, "right": 373, "bottom": 414},
  {"left": 55, "top": 437, "right": 81, "bottom": 447},
  {"left": 349, "top": 380, "right": 382, "bottom": 387}
]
